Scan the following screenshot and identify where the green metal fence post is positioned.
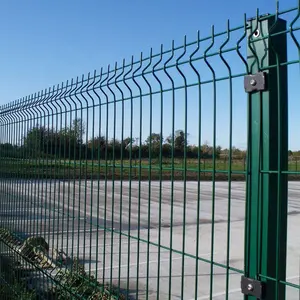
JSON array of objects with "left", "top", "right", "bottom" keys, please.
[{"left": 244, "top": 15, "right": 288, "bottom": 300}]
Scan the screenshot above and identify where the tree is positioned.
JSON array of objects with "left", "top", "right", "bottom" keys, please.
[
  {"left": 201, "top": 142, "right": 213, "bottom": 158},
  {"left": 23, "top": 126, "right": 51, "bottom": 157},
  {"left": 21, "top": 118, "right": 86, "bottom": 159},
  {"left": 145, "top": 133, "right": 161, "bottom": 145},
  {"left": 107, "top": 138, "right": 121, "bottom": 159},
  {"left": 24, "top": 126, "right": 43, "bottom": 149},
  {"left": 87, "top": 135, "right": 106, "bottom": 159},
  {"left": 0, "top": 143, "right": 20, "bottom": 158},
  {"left": 123, "top": 137, "right": 135, "bottom": 148},
  {"left": 59, "top": 118, "right": 86, "bottom": 159},
  {"left": 68, "top": 118, "right": 85, "bottom": 145},
  {"left": 216, "top": 146, "right": 222, "bottom": 158},
  {"left": 200, "top": 143, "right": 221, "bottom": 159},
  {"left": 145, "top": 133, "right": 162, "bottom": 157},
  {"left": 187, "top": 145, "right": 199, "bottom": 158},
  {"left": 174, "top": 130, "right": 186, "bottom": 152},
  {"left": 166, "top": 130, "right": 189, "bottom": 156},
  {"left": 123, "top": 137, "right": 137, "bottom": 158},
  {"left": 162, "top": 143, "right": 172, "bottom": 158},
  {"left": 88, "top": 136, "right": 106, "bottom": 150}
]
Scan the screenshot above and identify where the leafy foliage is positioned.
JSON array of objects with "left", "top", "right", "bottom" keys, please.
[
  {"left": 0, "top": 229, "right": 127, "bottom": 300},
  {"left": 0, "top": 118, "right": 246, "bottom": 160},
  {"left": 52, "top": 257, "right": 126, "bottom": 299}
]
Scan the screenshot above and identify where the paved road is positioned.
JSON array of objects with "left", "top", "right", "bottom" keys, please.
[{"left": 1, "top": 180, "right": 300, "bottom": 299}]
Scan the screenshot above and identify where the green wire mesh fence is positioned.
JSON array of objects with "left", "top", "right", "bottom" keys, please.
[{"left": 0, "top": 1, "right": 300, "bottom": 299}]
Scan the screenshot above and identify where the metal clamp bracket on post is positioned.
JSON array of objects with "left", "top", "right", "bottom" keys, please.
[
  {"left": 244, "top": 72, "right": 267, "bottom": 93},
  {"left": 241, "top": 276, "right": 266, "bottom": 299}
]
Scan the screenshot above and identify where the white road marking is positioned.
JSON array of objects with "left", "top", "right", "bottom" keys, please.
[
  {"left": 95, "top": 256, "right": 183, "bottom": 272},
  {"left": 287, "top": 275, "right": 300, "bottom": 280},
  {"left": 93, "top": 252, "right": 216, "bottom": 272},
  {"left": 189, "top": 288, "right": 241, "bottom": 300},
  {"left": 37, "top": 228, "right": 105, "bottom": 236}
]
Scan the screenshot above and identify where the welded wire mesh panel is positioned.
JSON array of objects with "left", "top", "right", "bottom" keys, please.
[{"left": 0, "top": 1, "right": 300, "bottom": 300}]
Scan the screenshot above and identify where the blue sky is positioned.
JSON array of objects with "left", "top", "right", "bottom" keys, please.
[{"left": 0, "top": 0, "right": 300, "bottom": 150}]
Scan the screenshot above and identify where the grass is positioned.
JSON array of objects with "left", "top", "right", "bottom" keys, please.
[
  {"left": 0, "top": 158, "right": 245, "bottom": 181},
  {"left": 0, "top": 228, "right": 127, "bottom": 300},
  {"left": 1, "top": 157, "right": 299, "bottom": 181}
]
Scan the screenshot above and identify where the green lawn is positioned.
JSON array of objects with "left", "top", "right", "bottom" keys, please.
[{"left": 1, "top": 158, "right": 299, "bottom": 181}]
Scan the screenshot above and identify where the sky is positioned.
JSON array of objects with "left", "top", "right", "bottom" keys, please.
[{"left": 0, "top": 0, "right": 300, "bottom": 150}]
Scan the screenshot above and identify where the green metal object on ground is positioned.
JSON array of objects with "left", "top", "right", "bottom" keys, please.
[{"left": 0, "top": 2, "right": 299, "bottom": 299}]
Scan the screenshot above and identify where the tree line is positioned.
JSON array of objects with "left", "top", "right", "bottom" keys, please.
[{"left": 0, "top": 118, "right": 249, "bottom": 160}]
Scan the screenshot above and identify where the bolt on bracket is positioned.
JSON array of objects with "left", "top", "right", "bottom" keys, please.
[
  {"left": 244, "top": 72, "right": 267, "bottom": 93},
  {"left": 241, "top": 276, "right": 266, "bottom": 299}
]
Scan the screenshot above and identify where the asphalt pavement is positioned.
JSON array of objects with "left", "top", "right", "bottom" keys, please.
[{"left": 1, "top": 180, "right": 300, "bottom": 299}]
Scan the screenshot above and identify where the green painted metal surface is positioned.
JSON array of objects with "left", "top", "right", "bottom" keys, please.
[
  {"left": 0, "top": 2, "right": 299, "bottom": 299},
  {"left": 246, "top": 14, "right": 288, "bottom": 300}
]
